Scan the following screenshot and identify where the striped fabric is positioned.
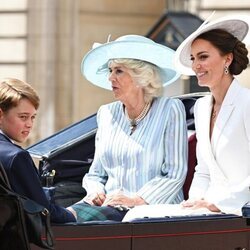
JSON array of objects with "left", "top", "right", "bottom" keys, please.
[{"left": 82, "top": 97, "right": 188, "bottom": 204}]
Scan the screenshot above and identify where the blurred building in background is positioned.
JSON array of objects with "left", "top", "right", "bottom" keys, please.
[{"left": 0, "top": 0, "right": 249, "bottom": 146}]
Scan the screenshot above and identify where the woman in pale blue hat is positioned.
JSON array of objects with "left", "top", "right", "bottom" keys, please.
[
  {"left": 67, "top": 34, "right": 188, "bottom": 222},
  {"left": 175, "top": 14, "right": 250, "bottom": 215}
]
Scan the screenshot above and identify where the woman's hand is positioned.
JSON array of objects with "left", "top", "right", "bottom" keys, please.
[
  {"left": 85, "top": 192, "right": 106, "bottom": 206},
  {"left": 102, "top": 193, "right": 146, "bottom": 207},
  {"left": 181, "top": 199, "right": 220, "bottom": 212}
]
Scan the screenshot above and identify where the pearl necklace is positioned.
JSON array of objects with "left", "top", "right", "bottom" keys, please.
[{"left": 125, "top": 101, "right": 151, "bottom": 135}]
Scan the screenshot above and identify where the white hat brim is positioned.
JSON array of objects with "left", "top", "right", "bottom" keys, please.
[
  {"left": 174, "top": 15, "right": 250, "bottom": 75},
  {"left": 81, "top": 36, "right": 180, "bottom": 90}
]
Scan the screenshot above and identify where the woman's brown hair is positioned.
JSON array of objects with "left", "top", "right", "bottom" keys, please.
[{"left": 195, "top": 29, "right": 249, "bottom": 75}]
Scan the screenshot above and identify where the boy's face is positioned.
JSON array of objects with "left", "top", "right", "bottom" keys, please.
[{"left": 0, "top": 98, "right": 37, "bottom": 143}]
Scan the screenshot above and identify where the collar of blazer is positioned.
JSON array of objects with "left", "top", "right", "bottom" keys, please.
[
  {"left": 0, "top": 132, "right": 12, "bottom": 143},
  {"left": 212, "top": 79, "right": 239, "bottom": 149},
  {"left": 0, "top": 132, "right": 19, "bottom": 147},
  {"left": 195, "top": 79, "right": 241, "bottom": 182}
]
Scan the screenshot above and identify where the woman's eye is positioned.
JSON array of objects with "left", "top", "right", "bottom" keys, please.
[
  {"left": 199, "top": 55, "right": 208, "bottom": 60},
  {"left": 116, "top": 69, "right": 123, "bottom": 74}
]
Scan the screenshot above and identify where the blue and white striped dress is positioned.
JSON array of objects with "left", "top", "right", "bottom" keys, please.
[{"left": 83, "top": 96, "right": 188, "bottom": 204}]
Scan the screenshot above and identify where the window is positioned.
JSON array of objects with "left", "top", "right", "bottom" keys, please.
[{"left": 0, "top": 0, "right": 27, "bottom": 80}]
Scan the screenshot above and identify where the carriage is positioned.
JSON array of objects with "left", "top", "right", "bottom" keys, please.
[{"left": 27, "top": 93, "right": 250, "bottom": 250}]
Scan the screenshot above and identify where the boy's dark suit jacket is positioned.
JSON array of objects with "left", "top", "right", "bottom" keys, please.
[{"left": 0, "top": 133, "right": 75, "bottom": 223}]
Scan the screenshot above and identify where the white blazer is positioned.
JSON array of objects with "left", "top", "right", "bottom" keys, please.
[{"left": 189, "top": 79, "right": 250, "bottom": 215}]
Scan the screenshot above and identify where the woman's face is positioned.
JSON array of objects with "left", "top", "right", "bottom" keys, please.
[
  {"left": 191, "top": 38, "right": 230, "bottom": 88},
  {"left": 0, "top": 98, "right": 37, "bottom": 143},
  {"left": 108, "top": 63, "right": 141, "bottom": 102}
]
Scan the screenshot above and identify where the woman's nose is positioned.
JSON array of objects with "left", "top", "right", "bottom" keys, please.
[
  {"left": 192, "top": 60, "right": 201, "bottom": 71},
  {"left": 108, "top": 71, "right": 115, "bottom": 81}
]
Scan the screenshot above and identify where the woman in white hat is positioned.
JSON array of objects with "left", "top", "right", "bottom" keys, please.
[
  {"left": 175, "top": 15, "right": 250, "bottom": 215},
  {"left": 67, "top": 35, "right": 188, "bottom": 222}
]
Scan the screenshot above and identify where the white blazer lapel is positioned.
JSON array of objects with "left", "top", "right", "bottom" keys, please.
[
  {"left": 211, "top": 80, "right": 239, "bottom": 152},
  {"left": 212, "top": 105, "right": 234, "bottom": 151},
  {"left": 195, "top": 95, "right": 229, "bottom": 182}
]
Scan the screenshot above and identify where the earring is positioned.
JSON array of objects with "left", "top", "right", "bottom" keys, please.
[{"left": 224, "top": 65, "right": 229, "bottom": 75}]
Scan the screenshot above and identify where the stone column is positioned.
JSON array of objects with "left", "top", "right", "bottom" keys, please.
[
  {"left": 54, "top": 0, "right": 80, "bottom": 129},
  {"left": 27, "top": 0, "right": 57, "bottom": 142},
  {"left": 27, "top": 0, "right": 80, "bottom": 143}
]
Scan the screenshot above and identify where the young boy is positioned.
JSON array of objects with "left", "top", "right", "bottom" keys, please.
[{"left": 0, "top": 78, "right": 75, "bottom": 223}]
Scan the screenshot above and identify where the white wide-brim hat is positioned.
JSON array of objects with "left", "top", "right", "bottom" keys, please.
[
  {"left": 174, "top": 14, "right": 250, "bottom": 75},
  {"left": 81, "top": 35, "right": 180, "bottom": 90}
]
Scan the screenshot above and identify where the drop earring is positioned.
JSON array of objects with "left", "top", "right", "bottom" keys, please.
[{"left": 224, "top": 65, "right": 229, "bottom": 75}]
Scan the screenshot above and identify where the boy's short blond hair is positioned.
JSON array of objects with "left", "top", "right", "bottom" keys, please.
[{"left": 0, "top": 78, "right": 40, "bottom": 112}]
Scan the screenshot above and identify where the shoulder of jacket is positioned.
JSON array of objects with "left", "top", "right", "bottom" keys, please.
[{"left": 99, "top": 101, "right": 120, "bottom": 111}]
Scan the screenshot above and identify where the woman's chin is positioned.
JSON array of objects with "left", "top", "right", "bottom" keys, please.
[{"left": 197, "top": 80, "right": 209, "bottom": 88}]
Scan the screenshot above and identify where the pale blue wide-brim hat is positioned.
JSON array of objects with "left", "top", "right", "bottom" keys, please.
[
  {"left": 81, "top": 34, "right": 180, "bottom": 90},
  {"left": 174, "top": 14, "right": 250, "bottom": 76}
]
